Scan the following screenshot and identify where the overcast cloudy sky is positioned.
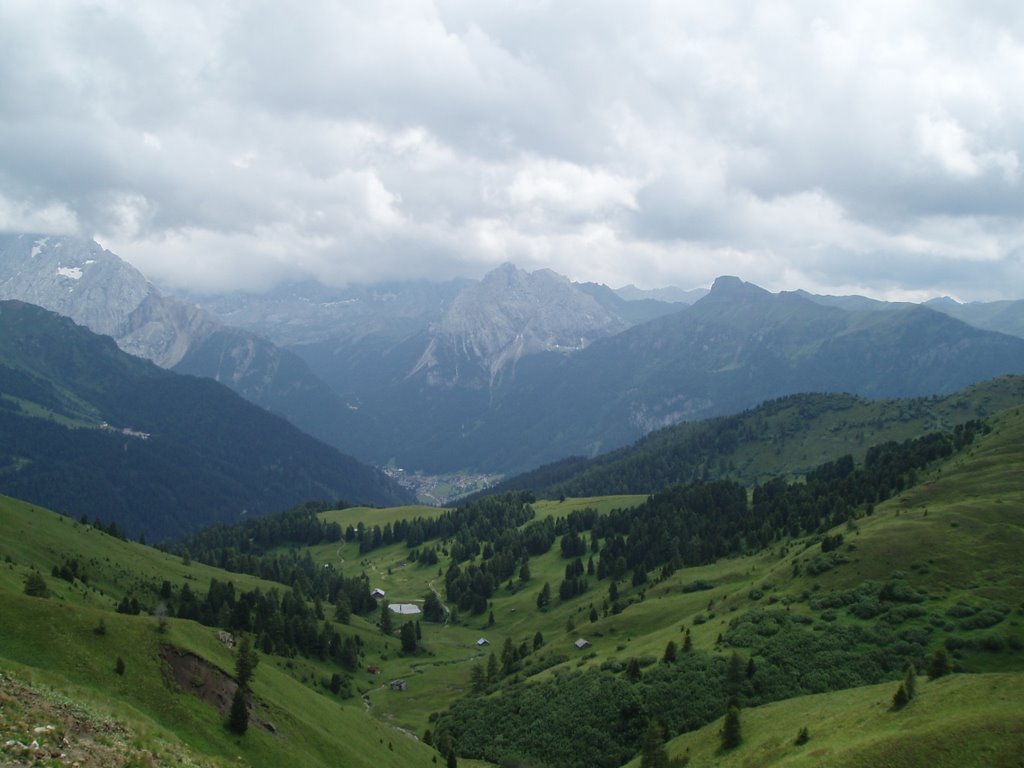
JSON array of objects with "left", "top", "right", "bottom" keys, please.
[{"left": 1, "top": 1, "right": 1022, "bottom": 300}]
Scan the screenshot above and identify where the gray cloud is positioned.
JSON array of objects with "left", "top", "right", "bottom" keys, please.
[{"left": 0, "top": 1, "right": 1022, "bottom": 300}]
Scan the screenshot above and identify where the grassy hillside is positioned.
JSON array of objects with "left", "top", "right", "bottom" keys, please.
[
  {"left": 323, "top": 406, "right": 1024, "bottom": 767},
  {"left": 0, "top": 496, "right": 444, "bottom": 768},
  {"left": 625, "top": 672, "right": 1024, "bottom": 768}
]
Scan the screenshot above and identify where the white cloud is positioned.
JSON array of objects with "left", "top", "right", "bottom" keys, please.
[
  {"left": 0, "top": 193, "right": 79, "bottom": 235},
  {"left": 0, "top": 1, "right": 1023, "bottom": 300}
]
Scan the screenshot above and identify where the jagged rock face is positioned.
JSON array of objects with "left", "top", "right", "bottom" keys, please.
[
  {"left": 0, "top": 232, "right": 376, "bottom": 465},
  {"left": 119, "top": 292, "right": 218, "bottom": 368},
  {"left": 410, "top": 263, "right": 626, "bottom": 387},
  {"left": 0, "top": 233, "right": 221, "bottom": 368},
  {"left": 0, "top": 234, "right": 152, "bottom": 338}
]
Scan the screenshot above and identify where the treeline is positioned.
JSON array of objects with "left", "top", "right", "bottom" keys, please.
[
  {"left": 351, "top": 491, "right": 537, "bottom": 558},
  {"left": 174, "top": 501, "right": 345, "bottom": 560},
  {"left": 444, "top": 515, "right": 557, "bottom": 614},
  {"left": 477, "top": 389, "right": 1005, "bottom": 501},
  {"left": 583, "top": 421, "right": 989, "bottom": 588},
  {"left": 118, "top": 565, "right": 371, "bottom": 666},
  {"left": 751, "top": 421, "right": 989, "bottom": 541},
  {"left": 442, "top": 500, "right": 605, "bottom": 613}
]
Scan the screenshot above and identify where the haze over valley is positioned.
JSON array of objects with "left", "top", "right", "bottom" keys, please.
[{"left": 2, "top": 3, "right": 1024, "bottom": 767}]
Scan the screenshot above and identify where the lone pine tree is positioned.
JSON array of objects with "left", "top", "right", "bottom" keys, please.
[
  {"left": 721, "top": 704, "right": 742, "bottom": 750},
  {"left": 228, "top": 635, "right": 259, "bottom": 735}
]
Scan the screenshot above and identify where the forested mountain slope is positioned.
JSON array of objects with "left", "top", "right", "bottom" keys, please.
[
  {"left": 0, "top": 300, "right": 412, "bottom": 539},
  {"left": 480, "top": 376, "right": 1024, "bottom": 499}
]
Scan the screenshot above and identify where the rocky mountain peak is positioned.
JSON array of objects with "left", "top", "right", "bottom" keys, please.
[
  {"left": 704, "top": 275, "right": 772, "bottom": 302},
  {"left": 410, "top": 263, "right": 625, "bottom": 387},
  {"left": 0, "top": 233, "right": 153, "bottom": 338},
  {"left": 0, "top": 233, "right": 222, "bottom": 368}
]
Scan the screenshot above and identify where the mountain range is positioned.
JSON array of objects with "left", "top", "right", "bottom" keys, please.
[
  {"left": 197, "top": 268, "right": 1024, "bottom": 476},
  {"left": 4, "top": 232, "right": 1024, "bottom": 479}
]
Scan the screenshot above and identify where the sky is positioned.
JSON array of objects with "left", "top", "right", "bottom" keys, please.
[{"left": 1, "top": 1, "right": 1023, "bottom": 301}]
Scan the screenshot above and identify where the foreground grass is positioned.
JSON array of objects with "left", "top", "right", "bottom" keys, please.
[
  {"left": 624, "top": 672, "right": 1024, "bottom": 768},
  {"left": 0, "top": 496, "right": 450, "bottom": 768}
]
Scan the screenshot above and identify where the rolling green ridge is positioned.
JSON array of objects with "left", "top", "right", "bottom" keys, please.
[
  {"left": 624, "top": 673, "right": 1024, "bottom": 768},
  {"left": 483, "top": 375, "right": 1024, "bottom": 499}
]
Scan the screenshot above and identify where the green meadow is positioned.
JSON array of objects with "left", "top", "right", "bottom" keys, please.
[{"left": 1, "top": 403, "right": 1022, "bottom": 766}]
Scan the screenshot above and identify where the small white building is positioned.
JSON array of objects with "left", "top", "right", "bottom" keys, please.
[
  {"left": 388, "top": 602, "right": 422, "bottom": 615},
  {"left": 371, "top": 588, "right": 386, "bottom": 600},
  {"left": 574, "top": 638, "right": 591, "bottom": 650},
  {"left": 476, "top": 637, "right": 490, "bottom": 646}
]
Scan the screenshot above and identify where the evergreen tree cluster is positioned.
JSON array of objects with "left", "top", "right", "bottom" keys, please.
[
  {"left": 119, "top": 573, "right": 366, "bottom": 670},
  {"left": 559, "top": 557, "right": 589, "bottom": 600},
  {"left": 352, "top": 492, "right": 538, "bottom": 559},
  {"left": 580, "top": 422, "right": 988, "bottom": 582},
  {"left": 175, "top": 501, "right": 343, "bottom": 560}
]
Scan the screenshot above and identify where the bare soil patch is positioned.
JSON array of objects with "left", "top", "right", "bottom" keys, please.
[{"left": 159, "top": 644, "right": 275, "bottom": 734}]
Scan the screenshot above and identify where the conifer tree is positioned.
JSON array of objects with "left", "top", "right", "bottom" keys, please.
[
  {"left": 228, "top": 686, "right": 249, "bottom": 734},
  {"left": 721, "top": 704, "right": 742, "bottom": 750},
  {"left": 892, "top": 682, "right": 909, "bottom": 709},
  {"left": 23, "top": 571, "right": 49, "bottom": 598},
  {"left": 470, "top": 664, "right": 486, "bottom": 694},
  {"left": 625, "top": 657, "right": 642, "bottom": 682},
  {"left": 640, "top": 720, "right": 670, "bottom": 768},
  {"left": 536, "top": 582, "right": 551, "bottom": 610},
  {"left": 928, "top": 648, "right": 951, "bottom": 679},
  {"left": 903, "top": 662, "right": 917, "bottom": 700},
  {"left": 400, "top": 622, "right": 418, "bottom": 653},
  {"left": 663, "top": 640, "right": 678, "bottom": 664},
  {"left": 228, "top": 635, "right": 258, "bottom": 735},
  {"left": 235, "top": 635, "right": 258, "bottom": 688}
]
